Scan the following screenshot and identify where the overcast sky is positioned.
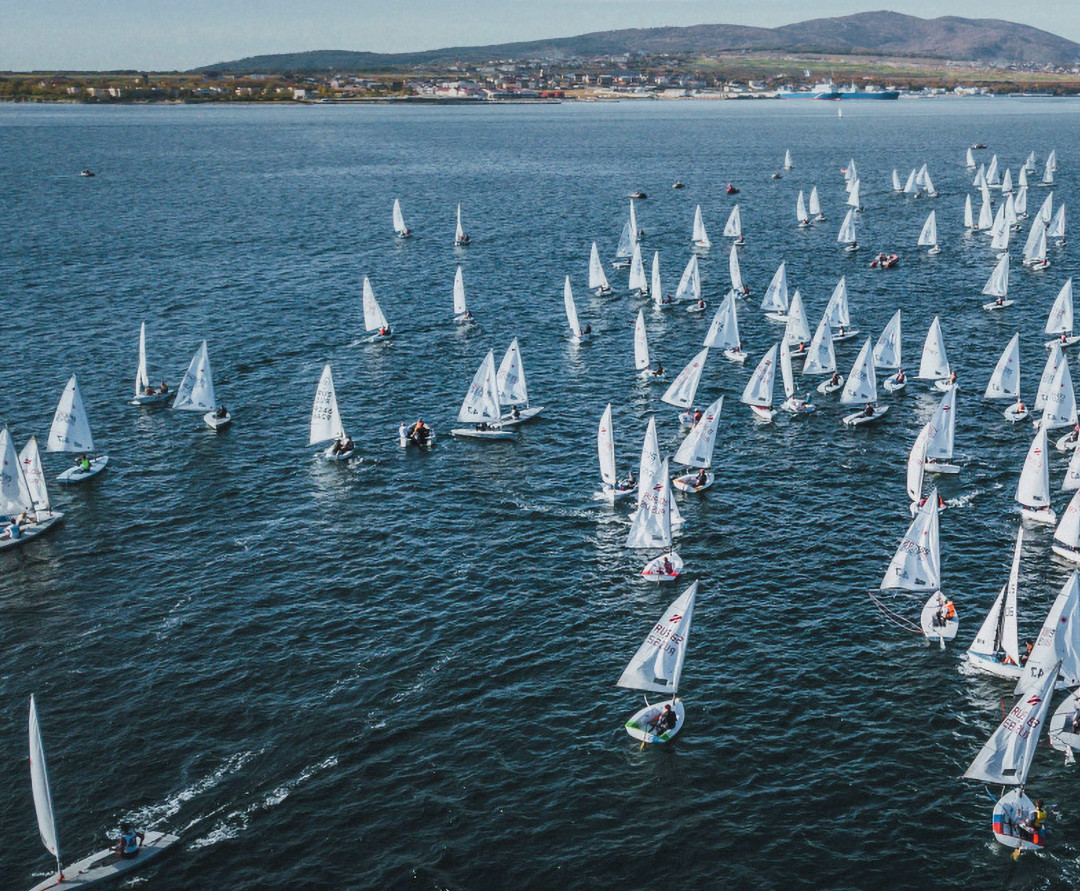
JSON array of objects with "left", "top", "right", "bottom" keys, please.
[{"left": 5, "top": 1, "right": 1080, "bottom": 71}]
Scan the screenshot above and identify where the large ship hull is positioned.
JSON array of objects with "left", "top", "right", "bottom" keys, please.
[{"left": 839, "top": 91, "right": 900, "bottom": 100}]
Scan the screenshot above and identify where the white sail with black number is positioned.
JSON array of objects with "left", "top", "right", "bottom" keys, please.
[
  {"left": 662, "top": 349, "right": 709, "bottom": 409},
  {"left": 741, "top": 344, "right": 777, "bottom": 409},
  {"left": 19, "top": 437, "right": 50, "bottom": 514},
  {"left": 626, "top": 458, "right": 673, "bottom": 549},
  {"left": 783, "top": 290, "right": 811, "bottom": 345},
  {"left": 617, "top": 581, "right": 697, "bottom": 694},
  {"left": 1016, "top": 572, "right": 1080, "bottom": 695},
  {"left": 907, "top": 425, "right": 930, "bottom": 504},
  {"left": 674, "top": 254, "right": 701, "bottom": 303},
  {"left": 760, "top": 262, "right": 788, "bottom": 313},
  {"left": 674, "top": 396, "right": 723, "bottom": 469},
  {"left": 969, "top": 527, "right": 1022, "bottom": 665},
  {"left": 459, "top": 350, "right": 503, "bottom": 424},
  {"left": 724, "top": 204, "right": 742, "bottom": 239},
  {"left": 918, "top": 211, "right": 938, "bottom": 248},
  {"left": 982, "top": 254, "right": 1010, "bottom": 298},
  {"left": 496, "top": 338, "right": 528, "bottom": 406},
  {"left": 925, "top": 387, "right": 956, "bottom": 460},
  {"left": 1041, "top": 357, "right": 1077, "bottom": 430},
  {"left": 0, "top": 427, "right": 32, "bottom": 516},
  {"left": 1036, "top": 343, "right": 1064, "bottom": 412},
  {"left": 309, "top": 364, "right": 346, "bottom": 446},
  {"left": 703, "top": 294, "right": 740, "bottom": 351},
  {"left": 873, "top": 310, "right": 902, "bottom": 369},
  {"left": 881, "top": 490, "right": 941, "bottom": 592},
  {"left": 1016, "top": 427, "right": 1051, "bottom": 511}
]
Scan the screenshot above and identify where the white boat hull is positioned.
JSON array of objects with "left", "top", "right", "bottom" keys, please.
[
  {"left": 749, "top": 404, "right": 776, "bottom": 423},
  {"left": 817, "top": 377, "right": 844, "bottom": 395},
  {"left": 322, "top": 444, "right": 355, "bottom": 462},
  {"left": 671, "top": 471, "right": 714, "bottom": 493},
  {"left": 920, "top": 593, "right": 958, "bottom": 642},
  {"left": 28, "top": 831, "right": 180, "bottom": 891},
  {"left": 1052, "top": 542, "right": 1080, "bottom": 564},
  {"left": 0, "top": 512, "right": 64, "bottom": 551},
  {"left": 203, "top": 411, "right": 231, "bottom": 431},
  {"left": 764, "top": 311, "right": 788, "bottom": 324},
  {"left": 1021, "top": 505, "right": 1057, "bottom": 525},
  {"left": 1003, "top": 405, "right": 1030, "bottom": 423},
  {"left": 624, "top": 698, "right": 685, "bottom": 744},
  {"left": 642, "top": 551, "right": 683, "bottom": 582},
  {"left": 881, "top": 374, "right": 906, "bottom": 393},
  {"left": 1046, "top": 335, "right": 1080, "bottom": 349},
  {"left": 57, "top": 456, "right": 109, "bottom": 484},
  {"left": 1055, "top": 432, "right": 1079, "bottom": 452},
  {"left": 1048, "top": 692, "right": 1080, "bottom": 753},
  {"left": 992, "top": 790, "right": 1045, "bottom": 852},
  {"left": 500, "top": 406, "right": 544, "bottom": 426},
  {"left": 451, "top": 426, "right": 516, "bottom": 440},
  {"left": 983, "top": 299, "right": 1014, "bottom": 311},
  {"left": 924, "top": 460, "right": 960, "bottom": 475},
  {"left": 965, "top": 650, "right": 1022, "bottom": 679},
  {"left": 780, "top": 397, "right": 816, "bottom": 414},
  {"left": 722, "top": 348, "right": 747, "bottom": 364},
  {"left": 686, "top": 303, "right": 707, "bottom": 314},
  {"left": 842, "top": 405, "right": 889, "bottom": 426},
  {"left": 933, "top": 379, "right": 958, "bottom": 393},
  {"left": 831, "top": 329, "right": 860, "bottom": 342},
  {"left": 130, "top": 392, "right": 170, "bottom": 406}
]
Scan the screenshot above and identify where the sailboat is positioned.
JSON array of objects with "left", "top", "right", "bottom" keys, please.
[
  {"left": 130, "top": 323, "right": 169, "bottom": 405},
  {"left": 723, "top": 204, "right": 744, "bottom": 244},
  {"left": 986, "top": 154, "right": 1001, "bottom": 188},
  {"left": 892, "top": 169, "right": 904, "bottom": 193},
  {"left": 392, "top": 198, "right": 411, "bottom": 238},
  {"left": 923, "top": 387, "right": 958, "bottom": 472},
  {"left": 1064, "top": 446, "right": 1080, "bottom": 494},
  {"left": 918, "top": 210, "right": 940, "bottom": 254},
  {"left": 1023, "top": 217, "right": 1049, "bottom": 269},
  {"left": 759, "top": 262, "right": 789, "bottom": 323},
  {"left": 985, "top": 333, "right": 1027, "bottom": 421},
  {"left": 1016, "top": 426, "right": 1056, "bottom": 524},
  {"left": 310, "top": 364, "right": 354, "bottom": 461},
  {"left": 361, "top": 276, "right": 394, "bottom": 341},
  {"left": 1015, "top": 571, "right": 1080, "bottom": 696},
  {"left": 779, "top": 341, "right": 814, "bottom": 414},
  {"left": 617, "top": 581, "right": 697, "bottom": 743},
  {"left": 0, "top": 430, "right": 63, "bottom": 551},
  {"left": 452, "top": 266, "right": 474, "bottom": 325},
  {"left": 728, "top": 243, "right": 747, "bottom": 298},
  {"left": 874, "top": 310, "right": 905, "bottom": 392},
  {"left": 634, "top": 310, "right": 664, "bottom": 379},
  {"left": 837, "top": 207, "right": 858, "bottom": 252},
  {"left": 26, "top": 695, "right": 179, "bottom": 891},
  {"left": 691, "top": 205, "right": 711, "bottom": 249},
  {"left": 497, "top": 338, "right": 544, "bottom": 425},
  {"left": 613, "top": 205, "right": 635, "bottom": 269},
  {"left": 1039, "top": 352, "right": 1078, "bottom": 446},
  {"left": 628, "top": 457, "right": 682, "bottom": 582},
  {"left": 48, "top": 375, "right": 109, "bottom": 481},
  {"left": 783, "top": 149, "right": 793, "bottom": 170},
  {"left": 454, "top": 203, "right": 470, "bottom": 246},
  {"left": 650, "top": 252, "right": 667, "bottom": 312},
  {"left": 451, "top": 350, "right": 515, "bottom": 440},
  {"left": 1041, "top": 151, "right": 1056, "bottom": 186},
  {"left": 796, "top": 191, "right": 810, "bottom": 228},
  {"left": 823, "top": 277, "right": 859, "bottom": 341},
  {"left": 598, "top": 404, "right": 635, "bottom": 501},
  {"left": 671, "top": 396, "right": 723, "bottom": 492},
  {"left": 805, "top": 315, "right": 843, "bottom": 394},
  {"left": 782, "top": 290, "right": 811, "bottom": 351},
  {"left": 966, "top": 527, "right": 1024, "bottom": 678},
  {"left": 917, "top": 317, "right": 955, "bottom": 392},
  {"left": 1053, "top": 489, "right": 1080, "bottom": 563},
  {"left": 981, "top": 254, "right": 1011, "bottom": 310},
  {"left": 847, "top": 179, "right": 862, "bottom": 211},
  {"left": 173, "top": 342, "right": 230, "bottom": 431},
  {"left": 964, "top": 195, "right": 975, "bottom": 232},
  {"left": 1048, "top": 203, "right": 1067, "bottom": 246},
  {"left": 1001, "top": 167, "right": 1014, "bottom": 195},
  {"left": 918, "top": 163, "right": 939, "bottom": 197},
  {"left": 906, "top": 425, "right": 937, "bottom": 517},
  {"left": 809, "top": 186, "right": 824, "bottom": 221},
  {"left": 662, "top": 348, "right": 709, "bottom": 428},
  {"left": 977, "top": 191, "right": 994, "bottom": 231},
  {"left": 840, "top": 337, "right": 888, "bottom": 426},
  {"left": 675, "top": 255, "right": 703, "bottom": 309},
  {"left": 564, "top": 277, "right": 589, "bottom": 343},
  {"left": 1045, "top": 279, "right": 1077, "bottom": 347},
  {"left": 904, "top": 168, "right": 918, "bottom": 196},
  {"left": 740, "top": 344, "right": 778, "bottom": 423},
  {"left": 627, "top": 243, "right": 648, "bottom": 296},
  {"left": 704, "top": 294, "right": 746, "bottom": 364},
  {"left": 588, "top": 242, "right": 612, "bottom": 296},
  {"left": 635, "top": 416, "right": 684, "bottom": 534},
  {"left": 966, "top": 147, "right": 977, "bottom": 169}
]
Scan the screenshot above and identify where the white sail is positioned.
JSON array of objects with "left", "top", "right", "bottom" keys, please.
[
  {"left": 1039, "top": 192, "right": 1054, "bottom": 225},
  {"left": 918, "top": 210, "right": 938, "bottom": 248},
  {"left": 837, "top": 208, "right": 857, "bottom": 245},
  {"left": 728, "top": 243, "right": 744, "bottom": 292},
  {"left": 634, "top": 310, "right": 651, "bottom": 371},
  {"left": 924, "top": 387, "right": 956, "bottom": 460},
  {"left": 455, "top": 204, "right": 465, "bottom": 243},
  {"left": 989, "top": 205, "right": 1010, "bottom": 252},
  {"left": 1043, "top": 152, "right": 1056, "bottom": 185},
  {"left": 615, "top": 221, "right": 634, "bottom": 260},
  {"left": 723, "top": 204, "right": 742, "bottom": 238},
  {"left": 19, "top": 436, "right": 50, "bottom": 514},
  {"left": 881, "top": 490, "right": 941, "bottom": 592},
  {"left": 847, "top": 179, "right": 861, "bottom": 209},
  {"left": 808, "top": 186, "right": 822, "bottom": 217},
  {"left": 917, "top": 317, "right": 950, "bottom": 381},
  {"left": 674, "top": 396, "right": 723, "bottom": 468},
  {"left": 873, "top": 310, "right": 902, "bottom": 369},
  {"left": 906, "top": 425, "right": 930, "bottom": 503},
  {"left": 704, "top": 294, "right": 740, "bottom": 351},
  {"left": 362, "top": 276, "right": 390, "bottom": 332},
  {"left": 840, "top": 338, "right": 877, "bottom": 405},
  {"left": 741, "top": 344, "right": 777, "bottom": 408},
  {"left": 1004, "top": 193, "right": 1018, "bottom": 227},
  {"left": 628, "top": 243, "right": 647, "bottom": 292},
  {"left": 47, "top": 374, "right": 95, "bottom": 452},
  {"left": 310, "top": 364, "right": 346, "bottom": 446},
  {"left": 29, "top": 695, "right": 60, "bottom": 864},
  {"left": 984, "top": 333, "right": 1021, "bottom": 400},
  {"left": 564, "top": 276, "right": 583, "bottom": 336},
  {"left": 629, "top": 199, "right": 639, "bottom": 244},
  {"left": 970, "top": 528, "right": 1023, "bottom": 663},
  {"left": 458, "top": 350, "right": 502, "bottom": 424},
  {"left": 392, "top": 198, "right": 408, "bottom": 235},
  {"left": 922, "top": 167, "right": 937, "bottom": 196},
  {"left": 453, "top": 266, "right": 468, "bottom": 316},
  {"left": 1016, "top": 426, "right": 1051, "bottom": 510},
  {"left": 674, "top": 254, "right": 701, "bottom": 303},
  {"left": 1024, "top": 218, "right": 1047, "bottom": 265},
  {"left": 823, "top": 277, "right": 851, "bottom": 328},
  {"left": 661, "top": 348, "right": 709, "bottom": 409},
  {"left": 982, "top": 254, "right": 1009, "bottom": 298},
  {"left": 780, "top": 340, "right": 795, "bottom": 399},
  {"left": 649, "top": 253, "right": 664, "bottom": 310},
  {"left": 783, "top": 290, "right": 811, "bottom": 345},
  {"left": 0, "top": 427, "right": 33, "bottom": 516},
  {"left": 598, "top": 404, "right": 618, "bottom": 488},
  {"left": 135, "top": 322, "right": 150, "bottom": 399},
  {"left": 1036, "top": 344, "right": 1063, "bottom": 412},
  {"left": 589, "top": 242, "right": 611, "bottom": 292},
  {"left": 1016, "top": 572, "right": 1080, "bottom": 695},
  {"left": 1055, "top": 489, "right": 1080, "bottom": 546},
  {"left": 963, "top": 656, "right": 1059, "bottom": 785},
  {"left": 1041, "top": 357, "right": 1077, "bottom": 430},
  {"left": 904, "top": 168, "right": 918, "bottom": 194},
  {"left": 796, "top": 191, "right": 808, "bottom": 223},
  {"left": 986, "top": 154, "right": 1000, "bottom": 185},
  {"left": 802, "top": 315, "right": 837, "bottom": 376},
  {"left": 964, "top": 195, "right": 974, "bottom": 230},
  {"left": 784, "top": 149, "right": 793, "bottom": 169},
  {"left": 966, "top": 147, "right": 976, "bottom": 169},
  {"left": 978, "top": 194, "right": 994, "bottom": 230},
  {"left": 892, "top": 169, "right": 903, "bottom": 192},
  {"left": 1048, "top": 203, "right": 1067, "bottom": 239},
  {"left": 1065, "top": 449, "right": 1080, "bottom": 492},
  {"left": 626, "top": 457, "right": 673, "bottom": 549},
  {"left": 692, "top": 205, "right": 710, "bottom": 247},
  {"left": 637, "top": 417, "right": 661, "bottom": 506},
  {"left": 1015, "top": 184, "right": 1028, "bottom": 216},
  {"left": 1046, "top": 279, "right": 1074, "bottom": 334},
  {"left": 496, "top": 338, "right": 528, "bottom": 405},
  {"left": 759, "top": 262, "right": 788, "bottom": 313},
  {"left": 617, "top": 581, "right": 697, "bottom": 694},
  {"left": 172, "top": 341, "right": 216, "bottom": 413}
]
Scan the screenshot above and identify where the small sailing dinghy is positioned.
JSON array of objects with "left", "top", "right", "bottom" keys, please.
[
  {"left": 48, "top": 375, "right": 108, "bottom": 481},
  {"left": 634, "top": 310, "right": 664, "bottom": 379},
  {"left": 649, "top": 252, "right": 667, "bottom": 312},
  {"left": 1024, "top": 217, "right": 1049, "bottom": 269},
  {"left": 130, "top": 323, "right": 170, "bottom": 405},
  {"left": 981, "top": 254, "right": 1012, "bottom": 310},
  {"left": 362, "top": 276, "right": 394, "bottom": 341},
  {"left": 671, "top": 396, "right": 723, "bottom": 492},
  {"left": 804, "top": 316, "right": 843, "bottom": 395},
  {"left": 635, "top": 416, "right": 685, "bottom": 533},
  {"left": 809, "top": 186, "right": 824, "bottom": 221},
  {"left": 986, "top": 334, "right": 1027, "bottom": 422},
  {"left": 691, "top": 205, "right": 711, "bottom": 250},
  {"left": 1016, "top": 571, "right": 1080, "bottom": 697},
  {"left": 779, "top": 341, "right": 814, "bottom": 414},
  {"left": 796, "top": 190, "right": 810, "bottom": 228},
  {"left": 452, "top": 267, "right": 474, "bottom": 325},
  {"left": 618, "top": 581, "right": 697, "bottom": 744},
  {"left": 918, "top": 210, "right": 940, "bottom": 254},
  {"left": 1048, "top": 685, "right": 1080, "bottom": 762},
  {"left": 452, "top": 350, "right": 515, "bottom": 440},
  {"left": 966, "top": 526, "right": 1024, "bottom": 679},
  {"left": 723, "top": 204, "right": 743, "bottom": 244},
  {"left": 598, "top": 404, "right": 635, "bottom": 501},
  {"left": 782, "top": 290, "right": 811, "bottom": 353},
  {"left": 173, "top": 342, "right": 230, "bottom": 431},
  {"left": 1016, "top": 426, "right": 1056, "bottom": 524},
  {"left": 840, "top": 338, "right": 888, "bottom": 426},
  {"left": 310, "top": 364, "right": 354, "bottom": 461},
  {"left": 923, "top": 387, "right": 958, "bottom": 474},
  {"left": 728, "top": 243, "right": 748, "bottom": 299},
  {"left": 703, "top": 294, "right": 746, "bottom": 364},
  {"left": 1040, "top": 355, "right": 1078, "bottom": 449},
  {"left": 497, "top": 338, "right": 544, "bottom": 425},
  {"left": 1035, "top": 343, "right": 1064, "bottom": 422},
  {"left": 759, "top": 262, "right": 789, "bottom": 323},
  {"left": 564, "top": 277, "right": 590, "bottom": 343},
  {"left": 823, "top": 277, "right": 859, "bottom": 342},
  {"left": 1053, "top": 489, "right": 1080, "bottom": 563},
  {"left": 783, "top": 149, "right": 793, "bottom": 170},
  {"left": 838, "top": 207, "right": 858, "bottom": 252},
  {"left": 675, "top": 255, "right": 703, "bottom": 310},
  {"left": 906, "top": 425, "right": 943, "bottom": 517},
  {"left": 740, "top": 344, "right": 778, "bottom": 423},
  {"left": 662, "top": 348, "right": 709, "bottom": 428},
  {"left": 874, "top": 310, "right": 905, "bottom": 392},
  {"left": 918, "top": 316, "right": 956, "bottom": 392},
  {"left": 392, "top": 198, "right": 411, "bottom": 238},
  {"left": 628, "top": 457, "right": 682, "bottom": 582},
  {"left": 454, "top": 203, "right": 470, "bottom": 246},
  {"left": 26, "top": 695, "right": 179, "bottom": 891},
  {"left": 627, "top": 243, "right": 648, "bottom": 296},
  {"left": 589, "top": 242, "right": 613, "bottom": 296},
  {"left": 0, "top": 431, "right": 63, "bottom": 551},
  {"left": 1045, "top": 279, "right": 1078, "bottom": 348}
]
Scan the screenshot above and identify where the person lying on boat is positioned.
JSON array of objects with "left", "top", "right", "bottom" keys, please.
[
  {"left": 77, "top": 454, "right": 92, "bottom": 473},
  {"left": 647, "top": 704, "right": 677, "bottom": 734},
  {"left": 862, "top": 403, "right": 874, "bottom": 418},
  {"left": 652, "top": 361, "right": 664, "bottom": 376},
  {"left": 694, "top": 468, "right": 708, "bottom": 488},
  {"left": 408, "top": 419, "right": 431, "bottom": 443},
  {"left": 114, "top": 824, "right": 144, "bottom": 860},
  {"left": 216, "top": 405, "right": 229, "bottom": 419}
]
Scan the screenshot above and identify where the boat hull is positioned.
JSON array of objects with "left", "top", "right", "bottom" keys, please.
[
  {"left": 642, "top": 551, "right": 683, "bottom": 582},
  {"left": 817, "top": 377, "right": 844, "bottom": 395},
  {"left": 451, "top": 427, "right": 516, "bottom": 440},
  {"left": 965, "top": 650, "right": 1022, "bottom": 679},
  {"left": 992, "top": 790, "right": 1045, "bottom": 852},
  {"left": 57, "top": 456, "right": 109, "bottom": 484},
  {"left": 1052, "top": 543, "right": 1080, "bottom": 564},
  {"left": 924, "top": 460, "right": 960, "bottom": 475},
  {"left": 0, "top": 512, "right": 64, "bottom": 551},
  {"left": 671, "top": 471, "right": 713, "bottom": 493},
  {"left": 28, "top": 831, "right": 180, "bottom": 891},
  {"left": 843, "top": 405, "right": 889, "bottom": 426},
  {"left": 624, "top": 698, "right": 685, "bottom": 743},
  {"left": 1021, "top": 506, "right": 1057, "bottom": 525},
  {"left": 500, "top": 406, "right": 544, "bottom": 426},
  {"left": 920, "top": 593, "right": 958, "bottom": 642},
  {"left": 203, "top": 411, "right": 232, "bottom": 431},
  {"left": 130, "top": 392, "right": 170, "bottom": 406}
]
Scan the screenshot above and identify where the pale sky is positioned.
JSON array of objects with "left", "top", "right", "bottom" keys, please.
[{"left": 5, "top": 1, "right": 1080, "bottom": 71}]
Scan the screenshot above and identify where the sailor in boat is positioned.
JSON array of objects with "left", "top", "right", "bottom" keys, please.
[
  {"left": 407, "top": 419, "right": 431, "bottom": 445},
  {"left": 76, "top": 454, "right": 92, "bottom": 474},
  {"left": 461, "top": 310, "right": 474, "bottom": 323},
  {"left": 694, "top": 468, "right": 708, "bottom": 489},
  {"left": 1017, "top": 800, "right": 1047, "bottom": 846},
  {"left": 661, "top": 556, "right": 675, "bottom": 576},
  {"left": 829, "top": 372, "right": 841, "bottom": 388},
  {"left": 771, "top": 171, "right": 781, "bottom": 180},
  {"left": 1066, "top": 425, "right": 1080, "bottom": 448},
  {"left": 582, "top": 324, "right": 592, "bottom": 335},
  {"left": 216, "top": 405, "right": 229, "bottom": 420},
  {"left": 1021, "top": 640, "right": 1034, "bottom": 666},
  {"left": 619, "top": 469, "right": 636, "bottom": 490},
  {"left": 696, "top": 298, "right": 706, "bottom": 311},
  {"left": 932, "top": 597, "right": 956, "bottom": 629},
  {"left": 330, "top": 434, "right": 354, "bottom": 456},
  {"left": 692, "top": 409, "right": 703, "bottom": 427},
  {"left": 726, "top": 183, "right": 738, "bottom": 194},
  {"left": 4, "top": 516, "right": 22, "bottom": 541},
  {"left": 948, "top": 370, "right": 958, "bottom": 387},
  {"left": 114, "top": 824, "right": 145, "bottom": 860},
  {"left": 650, "top": 360, "right": 664, "bottom": 378},
  {"left": 378, "top": 325, "right": 392, "bottom": 337},
  {"left": 995, "top": 297, "right": 1005, "bottom": 307},
  {"left": 647, "top": 704, "right": 677, "bottom": 735},
  {"left": 457, "top": 232, "right": 470, "bottom": 246},
  {"left": 1013, "top": 398, "right": 1026, "bottom": 416},
  {"left": 894, "top": 369, "right": 905, "bottom": 385},
  {"left": 158, "top": 381, "right": 168, "bottom": 394},
  {"left": 862, "top": 403, "right": 874, "bottom": 418}
]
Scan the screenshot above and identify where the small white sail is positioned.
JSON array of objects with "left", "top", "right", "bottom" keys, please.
[
  {"left": 628, "top": 243, "right": 648, "bottom": 293},
  {"left": 823, "top": 277, "right": 851, "bottom": 328},
  {"left": 19, "top": 437, "right": 50, "bottom": 514},
  {"left": 637, "top": 417, "right": 660, "bottom": 506},
  {"left": 921, "top": 166, "right": 937, "bottom": 196},
  {"left": 892, "top": 169, "right": 903, "bottom": 192},
  {"left": 982, "top": 254, "right": 1010, "bottom": 299},
  {"left": 925, "top": 387, "right": 956, "bottom": 461},
  {"left": 1036, "top": 344, "right": 1064, "bottom": 412},
  {"left": 589, "top": 242, "right": 611, "bottom": 292},
  {"left": 458, "top": 350, "right": 503, "bottom": 424},
  {"left": 598, "top": 404, "right": 618, "bottom": 488},
  {"left": 907, "top": 425, "right": 930, "bottom": 504},
  {"left": 1055, "top": 489, "right": 1080, "bottom": 545},
  {"left": 728, "top": 244, "right": 744, "bottom": 293},
  {"left": 978, "top": 194, "right": 994, "bottom": 230},
  {"left": 796, "top": 191, "right": 808, "bottom": 224},
  {"left": 965, "top": 147, "right": 976, "bottom": 169},
  {"left": 783, "top": 291, "right": 811, "bottom": 345},
  {"left": 918, "top": 211, "right": 938, "bottom": 248},
  {"left": 1048, "top": 203, "right": 1067, "bottom": 240},
  {"left": 1024, "top": 218, "right": 1047, "bottom": 266},
  {"left": 784, "top": 149, "right": 793, "bottom": 170},
  {"left": 626, "top": 457, "right": 673, "bottom": 549},
  {"left": 964, "top": 195, "right": 974, "bottom": 230},
  {"left": 1046, "top": 279, "right": 1074, "bottom": 334},
  {"left": 1001, "top": 168, "right": 1013, "bottom": 194},
  {"left": 802, "top": 316, "right": 837, "bottom": 376},
  {"left": 917, "top": 317, "right": 950, "bottom": 381},
  {"left": 723, "top": 204, "right": 742, "bottom": 239},
  {"left": 661, "top": 348, "right": 709, "bottom": 409},
  {"left": 1016, "top": 427, "right": 1051, "bottom": 511},
  {"left": 135, "top": 322, "right": 150, "bottom": 400},
  {"left": 29, "top": 695, "right": 60, "bottom": 868},
  {"left": 47, "top": 374, "right": 95, "bottom": 452},
  {"left": 847, "top": 179, "right": 861, "bottom": 209},
  {"left": 881, "top": 490, "right": 941, "bottom": 592},
  {"left": 986, "top": 154, "right": 1000, "bottom": 186},
  {"left": 496, "top": 338, "right": 529, "bottom": 406},
  {"left": 984, "top": 334, "right": 1021, "bottom": 400},
  {"left": 674, "top": 254, "right": 701, "bottom": 303},
  {"left": 1043, "top": 152, "right": 1056, "bottom": 186},
  {"left": 674, "top": 396, "right": 723, "bottom": 468},
  {"left": 1015, "top": 184, "right": 1028, "bottom": 216},
  {"left": 392, "top": 198, "right": 408, "bottom": 236},
  {"left": 692, "top": 205, "right": 710, "bottom": 248},
  {"left": 759, "top": 262, "right": 789, "bottom": 314},
  {"left": 873, "top": 310, "right": 902, "bottom": 369},
  {"left": 840, "top": 338, "right": 877, "bottom": 405},
  {"left": 809, "top": 187, "right": 822, "bottom": 218},
  {"left": 989, "top": 205, "right": 1010, "bottom": 252},
  {"left": 1064, "top": 450, "right": 1080, "bottom": 493},
  {"left": 904, "top": 168, "right": 918, "bottom": 194},
  {"left": 650, "top": 253, "right": 663, "bottom": 310},
  {"left": 453, "top": 266, "right": 468, "bottom": 317},
  {"left": 634, "top": 311, "right": 651, "bottom": 371},
  {"left": 172, "top": 341, "right": 216, "bottom": 413},
  {"left": 1039, "top": 192, "right": 1054, "bottom": 225},
  {"left": 617, "top": 581, "right": 697, "bottom": 694},
  {"left": 969, "top": 527, "right": 1023, "bottom": 664},
  {"left": 780, "top": 341, "right": 795, "bottom": 399},
  {"left": 564, "top": 276, "right": 584, "bottom": 337},
  {"left": 362, "top": 276, "right": 390, "bottom": 332},
  {"left": 1041, "top": 357, "right": 1077, "bottom": 430},
  {"left": 629, "top": 199, "right": 639, "bottom": 244},
  {"left": 0, "top": 427, "right": 32, "bottom": 516},
  {"left": 615, "top": 222, "right": 634, "bottom": 260},
  {"left": 1016, "top": 572, "right": 1080, "bottom": 695},
  {"left": 455, "top": 204, "right": 466, "bottom": 244},
  {"left": 741, "top": 344, "right": 778, "bottom": 408},
  {"left": 309, "top": 364, "right": 346, "bottom": 446},
  {"left": 837, "top": 208, "right": 857, "bottom": 245},
  {"left": 703, "top": 294, "right": 740, "bottom": 351}
]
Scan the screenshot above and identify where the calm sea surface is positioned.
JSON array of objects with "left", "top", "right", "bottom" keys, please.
[{"left": 3, "top": 98, "right": 1080, "bottom": 889}]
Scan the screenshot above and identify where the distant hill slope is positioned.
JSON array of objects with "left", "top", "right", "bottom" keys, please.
[{"left": 200, "top": 11, "right": 1080, "bottom": 73}]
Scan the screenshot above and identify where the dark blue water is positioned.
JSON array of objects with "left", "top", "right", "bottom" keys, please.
[{"left": 2, "top": 98, "right": 1080, "bottom": 889}]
